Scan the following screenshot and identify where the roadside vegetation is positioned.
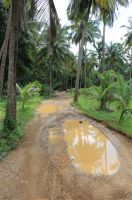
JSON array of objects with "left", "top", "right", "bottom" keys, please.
[
  {"left": 0, "top": 96, "right": 42, "bottom": 160},
  {"left": 76, "top": 96, "right": 132, "bottom": 137},
  {"left": 0, "top": 0, "right": 132, "bottom": 159}
]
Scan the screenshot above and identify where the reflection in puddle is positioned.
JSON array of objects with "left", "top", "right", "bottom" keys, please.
[
  {"left": 64, "top": 120, "right": 120, "bottom": 175},
  {"left": 38, "top": 104, "right": 57, "bottom": 114},
  {"left": 48, "top": 128, "right": 58, "bottom": 144}
]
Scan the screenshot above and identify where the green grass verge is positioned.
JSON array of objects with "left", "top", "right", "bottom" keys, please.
[
  {"left": 75, "top": 96, "right": 132, "bottom": 137},
  {"left": 0, "top": 96, "right": 43, "bottom": 160}
]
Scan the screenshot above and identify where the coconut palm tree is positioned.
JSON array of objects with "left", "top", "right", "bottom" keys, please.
[
  {"left": 123, "top": 18, "right": 132, "bottom": 78},
  {"left": 38, "top": 27, "right": 74, "bottom": 95},
  {"left": 1, "top": 0, "right": 60, "bottom": 129},
  {"left": 16, "top": 81, "right": 41, "bottom": 109},
  {"left": 5, "top": 0, "right": 19, "bottom": 127},
  {"left": 69, "top": 20, "right": 101, "bottom": 45},
  {"left": 67, "top": 0, "right": 129, "bottom": 103},
  {"left": 105, "top": 42, "right": 126, "bottom": 72},
  {"left": 69, "top": 19, "right": 101, "bottom": 88},
  {"left": 124, "top": 18, "right": 132, "bottom": 49}
]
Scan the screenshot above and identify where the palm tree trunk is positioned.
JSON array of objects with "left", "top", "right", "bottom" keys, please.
[
  {"left": 65, "top": 75, "right": 68, "bottom": 91},
  {"left": 74, "top": 40, "right": 84, "bottom": 102},
  {"left": 84, "top": 45, "right": 87, "bottom": 88},
  {"left": 80, "top": 70, "right": 82, "bottom": 89},
  {"left": 49, "top": 65, "right": 52, "bottom": 96},
  {"left": 99, "top": 97, "right": 107, "bottom": 111},
  {"left": 130, "top": 48, "right": 132, "bottom": 79},
  {"left": 0, "top": 10, "right": 11, "bottom": 96},
  {"left": 6, "top": 0, "right": 19, "bottom": 122},
  {"left": 71, "top": 75, "right": 72, "bottom": 89},
  {"left": 102, "top": 20, "right": 106, "bottom": 72},
  {"left": 74, "top": 2, "right": 92, "bottom": 102}
]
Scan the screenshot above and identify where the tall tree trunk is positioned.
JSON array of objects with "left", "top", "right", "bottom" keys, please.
[
  {"left": 0, "top": 10, "right": 11, "bottom": 96},
  {"left": 65, "top": 75, "right": 68, "bottom": 91},
  {"left": 102, "top": 20, "right": 106, "bottom": 72},
  {"left": 84, "top": 45, "right": 87, "bottom": 88},
  {"left": 49, "top": 65, "right": 52, "bottom": 96},
  {"left": 84, "top": 66, "right": 87, "bottom": 88},
  {"left": 71, "top": 75, "right": 72, "bottom": 89},
  {"left": 6, "top": 0, "right": 19, "bottom": 122},
  {"left": 130, "top": 48, "right": 132, "bottom": 79},
  {"left": 74, "top": 2, "right": 92, "bottom": 102},
  {"left": 80, "top": 70, "right": 82, "bottom": 89}
]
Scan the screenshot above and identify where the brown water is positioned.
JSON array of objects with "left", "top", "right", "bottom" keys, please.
[
  {"left": 64, "top": 120, "right": 120, "bottom": 176},
  {"left": 48, "top": 128, "right": 59, "bottom": 144},
  {"left": 38, "top": 104, "right": 57, "bottom": 114}
]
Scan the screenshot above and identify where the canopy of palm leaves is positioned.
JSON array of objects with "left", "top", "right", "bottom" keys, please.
[
  {"left": 67, "top": 0, "right": 129, "bottom": 24},
  {"left": 112, "top": 75, "right": 132, "bottom": 119},
  {"left": 37, "top": 27, "right": 74, "bottom": 73},
  {"left": 69, "top": 20, "right": 101, "bottom": 45},
  {"left": 124, "top": 18, "right": 132, "bottom": 48},
  {"left": 105, "top": 42, "right": 127, "bottom": 71}
]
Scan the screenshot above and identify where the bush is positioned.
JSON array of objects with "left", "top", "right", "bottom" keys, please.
[
  {"left": 79, "top": 88, "right": 91, "bottom": 96},
  {"left": 0, "top": 139, "right": 11, "bottom": 160}
]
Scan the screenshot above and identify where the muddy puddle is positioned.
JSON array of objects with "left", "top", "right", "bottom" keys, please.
[
  {"left": 48, "top": 128, "right": 59, "bottom": 144},
  {"left": 38, "top": 104, "right": 57, "bottom": 114},
  {"left": 64, "top": 120, "right": 120, "bottom": 176}
]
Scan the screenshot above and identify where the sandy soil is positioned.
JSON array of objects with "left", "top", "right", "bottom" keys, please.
[{"left": 0, "top": 92, "right": 132, "bottom": 200}]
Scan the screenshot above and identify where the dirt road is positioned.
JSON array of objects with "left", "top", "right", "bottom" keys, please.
[{"left": 0, "top": 93, "right": 132, "bottom": 200}]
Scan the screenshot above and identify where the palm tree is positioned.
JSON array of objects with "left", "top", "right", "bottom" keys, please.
[
  {"left": 1, "top": 0, "right": 60, "bottom": 129},
  {"left": 124, "top": 18, "right": 132, "bottom": 49},
  {"left": 123, "top": 18, "right": 132, "bottom": 78},
  {"left": 87, "top": 70, "right": 117, "bottom": 110},
  {"left": 38, "top": 27, "right": 74, "bottom": 95},
  {"left": 16, "top": 81, "right": 41, "bottom": 109},
  {"left": 69, "top": 19, "right": 101, "bottom": 88},
  {"left": 5, "top": 0, "right": 19, "bottom": 127},
  {"left": 67, "top": 0, "right": 129, "bottom": 103},
  {"left": 105, "top": 42, "right": 126, "bottom": 72},
  {"left": 0, "top": 8, "right": 11, "bottom": 96},
  {"left": 112, "top": 75, "right": 132, "bottom": 120}
]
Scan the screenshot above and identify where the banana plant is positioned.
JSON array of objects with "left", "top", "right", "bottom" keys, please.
[{"left": 16, "top": 81, "right": 41, "bottom": 109}]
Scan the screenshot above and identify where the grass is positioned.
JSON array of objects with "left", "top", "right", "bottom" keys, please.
[
  {"left": 0, "top": 95, "right": 43, "bottom": 160},
  {"left": 75, "top": 96, "right": 132, "bottom": 137}
]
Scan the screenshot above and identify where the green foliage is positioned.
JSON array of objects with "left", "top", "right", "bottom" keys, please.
[
  {"left": 16, "top": 81, "right": 41, "bottom": 109},
  {"left": 4, "top": 115, "right": 16, "bottom": 133},
  {"left": 80, "top": 70, "right": 117, "bottom": 111},
  {"left": 105, "top": 42, "right": 126, "bottom": 72},
  {"left": 0, "top": 139, "right": 11, "bottom": 160},
  {"left": 69, "top": 20, "right": 101, "bottom": 44},
  {"left": 76, "top": 96, "right": 132, "bottom": 137},
  {"left": 2, "top": 0, "right": 10, "bottom": 8},
  {"left": 79, "top": 72, "right": 132, "bottom": 120},
  {"left": 80, "top": 88, "right": 91, "bottom": 96},
  {"left": 0, "top": 96, "right": 42, "bottom": 160},
  {"left": 41, "top": 84, "right": 55, "bottom": 96},
  {"left": 123, "top": 17, "right": 132, "bottom": 49},
  {"left": 112, "top": 75, "right": 132, "bottom": 120}
]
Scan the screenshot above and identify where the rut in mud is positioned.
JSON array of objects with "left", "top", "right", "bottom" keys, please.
[{"left": 0, "top": 92, "right": 132, "bottom": 200}]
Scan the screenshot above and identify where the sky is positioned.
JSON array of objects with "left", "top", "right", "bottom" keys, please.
[{"left": 54, "top": 0, "right": 132, "bottom": 54}]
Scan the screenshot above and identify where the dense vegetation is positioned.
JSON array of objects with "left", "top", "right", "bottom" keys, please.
[{"left": 0, "top": 0, "right": 132, "bottom": 158}]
